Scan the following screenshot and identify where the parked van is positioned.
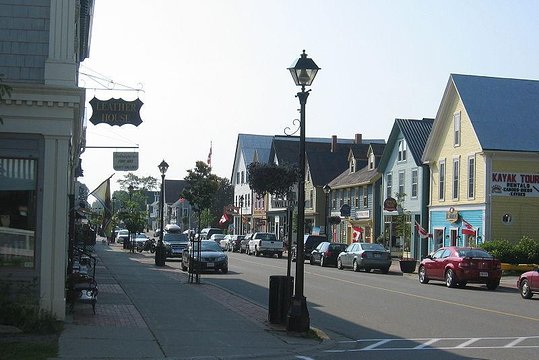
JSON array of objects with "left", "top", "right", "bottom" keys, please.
[{"left": 199, "top": 227, "right": 223, "bottom": 240}]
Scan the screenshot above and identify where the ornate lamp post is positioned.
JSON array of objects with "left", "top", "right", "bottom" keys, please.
[
  {"left": 323, "top": 184, "right": 331, "bottom": 238},
  {"left": 239, "top": 195, "right": 244, "bottom": 235},
  {"left": 155, "top": 160, "right": 169, "bottom": 266},
  {"left": 128, "top": 184, "right": 135, "bottom": 252},
  {"left": 286, "top": 50, "right": 320, "bottom": 332}
]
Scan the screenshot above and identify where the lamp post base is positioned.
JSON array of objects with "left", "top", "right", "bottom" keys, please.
[{"left": 286, "top": 295, "right": 310, "bottom": 332}]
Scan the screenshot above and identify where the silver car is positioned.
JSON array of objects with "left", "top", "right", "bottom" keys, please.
[{"left": 337, "top": 242, "right": 391, "bottom": 273}]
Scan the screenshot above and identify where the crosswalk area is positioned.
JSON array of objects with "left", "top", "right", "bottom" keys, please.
[{"left": 325, "top": 335, "right": 539, "bottom": 353}]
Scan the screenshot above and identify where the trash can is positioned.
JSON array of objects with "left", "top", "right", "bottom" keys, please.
[
  {"left": 154, "top": 242, "right": 166, "bottom": 266},
  {"left": 268, "top": 275, "right": 293, "bottom": 324}
]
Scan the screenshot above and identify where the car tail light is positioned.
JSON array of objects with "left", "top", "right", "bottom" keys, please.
[
  {"left": 361, "top": 252, "right": 368, "bottom": 259},
  {"left": 459, "top": 260, "right": 471, "bottom": 269}
]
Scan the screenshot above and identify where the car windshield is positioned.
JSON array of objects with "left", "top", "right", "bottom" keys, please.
[
  {"left": 457, "top": 249, "right": 493, "bottom": 259},
  {"left": 163, "top": 233, "right": 188, "bottom": 242},
  {"left": 192, "top": 241, "right": 223, "bottom": 252},
  {"left": 360, "top": 243, "right": 385, "bottom": 251}
]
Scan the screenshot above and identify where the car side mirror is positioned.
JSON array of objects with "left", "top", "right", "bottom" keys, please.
[{"left": 425, "top": 255, "right": 432, "bottom": 260}]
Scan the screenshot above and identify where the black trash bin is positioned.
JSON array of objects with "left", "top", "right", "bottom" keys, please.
[
  {"left": 268, "top": 275, "right": 293, "bottom": 324},
  {"left": 154, "top": 242, "right": 166, "bottom": 266}
]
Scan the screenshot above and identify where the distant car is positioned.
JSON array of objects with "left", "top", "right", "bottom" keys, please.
[
  {"left": 210, "top": 233, "right": 226, "bottom": 245},
  {"left": 153, "top": 229, "right": 161, "bottom": 237},
  {"left": 247, "top": 232, "right": 283, "bottom": 258},
  {"left": 240, "top": 233, "right": 252, "bottom": 253},
  {"left": 310, "top": 242, "right": 348, "bottom": 267},
  {"left": 337, "top": 242, "right": 391, "bottom": 273},
  {"left": 418, "top": 247, "right": 502, "bottom": 290},
  {"left": 181, "top": 240, "right": 228, "bottom": 273},
  {"left": 226, "top": 235, "right": 245, "bottom": 252},
  {"left": 292, "top": 234, "right": 327, "bottom": 262},
  {"left": 517, "top": 268, "right": 539, "bottom": 299},
  {"left": 199, "top": 227, "right": 223, "bottom": 240},
  {"left": 162, "top": 232, "right": 189, "bottom": 258},
  {"left": 116, "top": 229, "right": 129, "bottom": 244}
]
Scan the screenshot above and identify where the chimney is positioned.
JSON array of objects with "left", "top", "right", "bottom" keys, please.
[
  {"left": 331, "top": 135, "right": 337, "bottom": 152},
  {"left": 355, "top": 133, "right": 362, "bottom": 144}
]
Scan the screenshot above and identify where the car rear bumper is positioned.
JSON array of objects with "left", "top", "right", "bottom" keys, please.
[
  {"left": 455, "top": 269, "right": 502, "bottom": 282},
  {"left": 357, "top": 259, "right": 392, "bottom": 268}
]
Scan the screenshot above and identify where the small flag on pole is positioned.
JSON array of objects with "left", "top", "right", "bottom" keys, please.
[
  {"left": 207, "top": 141, "right": 212, "bottom": 168},
  {"left": 415, "top": 221, "right": 429, "bottom": 239},
  {"left": 90, "top": 174, "right": 114, "bottom": 236},
  {"left": 461, "top": 219, "right": 476, "bottom": 235}
]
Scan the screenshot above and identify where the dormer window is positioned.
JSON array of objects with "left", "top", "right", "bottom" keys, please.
[
  {"left": 368, "top": 152, "right": 375, "bottom": 170},
  {"left": 349, "top": 158, "right": 355, "bottom": 173},
  {"left": 398, "top": 140, "right": 407, "bottom": 161}
]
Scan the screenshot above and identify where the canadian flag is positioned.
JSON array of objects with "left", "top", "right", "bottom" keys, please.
[
  {"left": 219, "top": 213, "right": 229, "bottom": 225},
  {"left": 415, "top": 221, "right": 429, "bottom": 239},
  {"left": 461, "top": 219, "right": 476, "bottom": 235},
  {"left": 352, "top": 227, "right": 363, "bottom": 242}
]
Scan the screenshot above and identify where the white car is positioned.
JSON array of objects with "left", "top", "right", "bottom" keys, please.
[
  {"left": 115, "top": 229, "right": 129, "bottom": 244},
  {"left": 210, "top": 233, "right": 226, "bottom": 246}
]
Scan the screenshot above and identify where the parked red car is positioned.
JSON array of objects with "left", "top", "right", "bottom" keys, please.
[
  {"left": 517, "top": 269, "right": 539, "bottom": 299},
  {"left": 418, "top": 247, "right": 502, "bottom": 290}
]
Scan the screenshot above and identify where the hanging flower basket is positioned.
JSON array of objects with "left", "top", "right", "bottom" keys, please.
[{"left": 399, "top": 258, "right": 417, "bottom": 273}]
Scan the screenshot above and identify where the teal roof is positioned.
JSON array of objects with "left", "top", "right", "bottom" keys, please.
[{"left": 452, "top": 74, "right": 539, "bottom": 152}]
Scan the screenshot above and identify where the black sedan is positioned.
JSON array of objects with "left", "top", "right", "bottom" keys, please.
[
  {"left": 310, "top": 242, "right": 348, "bottom": 267},
  {"left": 181, "top": 240, "right": 228, "bottom": 273}
]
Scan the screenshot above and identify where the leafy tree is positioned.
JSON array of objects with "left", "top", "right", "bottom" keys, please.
[
  {"left": 181, "top": 161, "right": 219, "bottom": 231},
  {"left": 117, "top": 173, "right": 158, "bottom": 191},
  {"left": 209, "top": 177, "right": 233, "bottom": 227},
  {"left": 394, "top": 192, "right": 412, "bottom": 254},
  {"left": 247, "top": 162, "right": 298, "bottom": 198}
]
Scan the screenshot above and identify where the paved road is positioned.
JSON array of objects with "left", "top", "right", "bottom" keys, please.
[{"left": 159, "top": 250, "right": 539, "bottom": 360}]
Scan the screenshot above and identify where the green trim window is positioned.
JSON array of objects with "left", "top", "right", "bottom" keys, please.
[{"left": 0, "top": 158, "right": 37, "bottom": 268}]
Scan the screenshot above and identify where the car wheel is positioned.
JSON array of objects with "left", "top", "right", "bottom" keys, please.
[
  {"left": 310, "top": 256, "right": 315, "bottom": 265},
  {"left": 181, "top": 262, "right": 187, "bottom": 271},
  {"left": 381, "top": 267, "right": 390, "bottom": 274},
  {"left": 418, "top": 266, "right": 429, "bottom": 284},
  {"left": 445, "top": 269, "right": 457, "bottom": 288},
  {"left": 320, "top": 256, "right": 326, "bottom": 267},
  {"left": 255, "top": 248, "right": 260, "bottom": 257},
  {"left": 277, "top": 252, "right": 282, "bottom": 259},
  {"left": 520, "top": 279, "right": 533, "bottom": 299},
  {"left": 486, "top": 280, "right": 499, "bottom": 291},
  {"left": 337, "top": 258, "right": 343, "bottom": 270},
  {"left": 221, "top": 267, "right": 228, "bottom": 274},
  {"left": 150, "top": 245, "right": 156, "bottom": 254},
  {"left": 353, "top": 260, "right": 360, "bottom": 272}
]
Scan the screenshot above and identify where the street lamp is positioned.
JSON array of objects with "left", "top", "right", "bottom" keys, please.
[
  {"left": 239, "top": 195, "right": 244, "bottom": 235},
  {"left": 128, "top": 185, "right": 135, "bottom": 252},
  {"left": 286, "top": 50, "right": 320, "bottom": 332},
  {"left": 155, "top": 159, "right": 169, "bottom": 266},
  {"left": 323, "top": 184, "right": 331, "bottom": 237}
]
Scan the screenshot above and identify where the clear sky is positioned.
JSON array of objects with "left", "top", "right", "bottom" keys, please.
[{"left": 80, "top": 0, "right": 539, "bottom": 193}]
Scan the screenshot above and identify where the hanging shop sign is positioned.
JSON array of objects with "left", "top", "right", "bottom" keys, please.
[
  {"left": 383, "top": 197, "right": 397, "bottom": 211},
  {"left": 491, "top": 172, "right": 539, "bottom": 197},
  {"left": 89, "top": 97, "right": 143, "bottom": 126},
  {"left": 340, "top": 204, "right": 351, "bottom": 217},
  {"left": 446, "top": 207, "right": 459, "bottom": 223},
  {"left": 113, "top": 152, "right": 139, "bottom": 171}
]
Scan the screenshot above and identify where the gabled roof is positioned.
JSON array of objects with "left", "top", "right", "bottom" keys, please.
[
  {"left": 379, "top": 118, "right": 434, "bottom": 171},
  {"left": 425, "top": 74, "right": 539, "bottom": 161},
  {"left": 230, "top": 134, "right": 274, "bottom": 179},
  {"left": 452, "top": 74, "right": 539, "bottom": 152},
  {"left": 306, "top": 147, "right": 350, "bottom": 187},
  {"left": 328, "top": 166, "right": 380, "bottom": 189},
  {"left": 164, "top": 179, "right": 187, "bottom": 204},
  {"left": 269, "top": 136, "right": 357, "bottom": 166}
]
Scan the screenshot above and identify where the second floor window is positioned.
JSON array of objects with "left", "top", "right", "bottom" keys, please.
[
  {"left": 363, "top": 187, "right": 368, "bottom": 207},
  {"left": 236, "top": 172, "right": 240, "bottom": 184},
  {"left": 468, "top": 156, "right": 475, "bottom": 198},
  {"left": 411, "top": 169, "right": 418, "bottom": 198},
  {"left": 453, "top": 158, "right": 459, "bottom": 200},
  {"left": 386, "top": 173, "right": 392, "bottom": 198},
  {"left": 398, "top": 170, "right": 405, "bottom": 196},
  {"left": 241, "top": 171, "right": 244, "bottom": 184},
  {"left": 439, "top": 160, "right": 446, "bottom": 201}
]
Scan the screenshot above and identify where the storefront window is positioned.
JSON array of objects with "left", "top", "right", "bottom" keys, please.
[{"left": 0, "top": 158, "right": 37, "bottom": 268}]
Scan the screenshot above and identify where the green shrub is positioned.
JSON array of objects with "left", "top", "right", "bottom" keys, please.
[
  {"left": 515, "top": 236, "right": 539, "bottom": 264},
  {"left": 480, "top": 239, "right": 517, "bottom": 263},
  {"left": 481, "top": 237, "right": 539, "bottom": 264}
]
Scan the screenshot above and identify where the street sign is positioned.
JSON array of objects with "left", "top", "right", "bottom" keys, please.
[{"left": 113, "top": 152, "right": 139, "bottom": 171}]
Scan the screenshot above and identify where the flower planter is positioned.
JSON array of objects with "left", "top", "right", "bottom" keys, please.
[
  {"left": 399, "top": 259, "right": 417, "bottom": 273},
  {"left": 501, "top": 263, "right": 538, "bottom": 272}
]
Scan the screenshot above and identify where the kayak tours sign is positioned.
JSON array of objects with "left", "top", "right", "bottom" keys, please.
[
  {"left": 491, "top": 172, "right": 539, "bottom": 197},
  {"left": 89, "top": 97, "right": 143, "bottom": 126}
]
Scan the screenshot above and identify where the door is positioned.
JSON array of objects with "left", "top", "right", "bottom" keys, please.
[{"left": 425, "top": 248, "right": 445, "bottom": 280}]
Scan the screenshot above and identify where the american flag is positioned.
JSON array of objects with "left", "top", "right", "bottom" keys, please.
[{"left": 207, "top": 141, "right": 212, "bottom": 167}]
